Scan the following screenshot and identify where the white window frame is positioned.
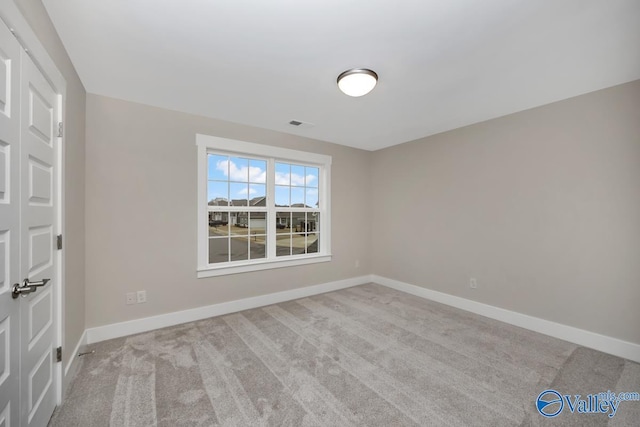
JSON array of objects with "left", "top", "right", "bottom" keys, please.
[{"left": 196, "top": 134, "right": 332, "bottom": 277}]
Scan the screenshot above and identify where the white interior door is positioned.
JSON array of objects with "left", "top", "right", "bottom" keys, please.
[
  {"left": 0, "top": 17, "right": 60, "bottom": 427},
  {"left": 0, "top": 17, "right": 22, "bottom": 427},
  {"left": 18, "top": 49, "right": 59, "bottom": 427}
]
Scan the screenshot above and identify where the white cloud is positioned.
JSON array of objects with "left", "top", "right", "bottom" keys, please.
[
  {"left": 236, "top": 187, "right": 257, "bottom": 197},
  {"left": 217, "top": 160, "right": 266, "bottom": 183},
  {"left": 275, "top": 172, "right": 316, "bottom": 186},
  {"left": 218, "top": 160, "right": 315, "bottom": 187}
]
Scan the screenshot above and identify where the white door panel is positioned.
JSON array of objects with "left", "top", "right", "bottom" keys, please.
[
  {"left": 0, "top": 16, "right": 59, "bottom": 427},
  {"left": 19, "top": 51, "right": 58, "bottom": 427},
  {"left": 0, "top": 17, "right": 21, "bottom": 427}
]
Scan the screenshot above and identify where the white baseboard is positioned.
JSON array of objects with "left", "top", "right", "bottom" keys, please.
[
  {"left": 83, "top": 273, "right": 639, "bottom": 362},
  {"left": 63, "top": 330, "right": 87, "bottom": 393},
  {"left": 372, "top": 275, "right": 640, "bottom": 364},
  {"left": 86, "top": 275, "right": 371, "bottom": 344}
]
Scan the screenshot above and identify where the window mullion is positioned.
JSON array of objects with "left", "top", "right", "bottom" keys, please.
[{"left": 267, "top": 158, "right": 276, "bottom": 260}]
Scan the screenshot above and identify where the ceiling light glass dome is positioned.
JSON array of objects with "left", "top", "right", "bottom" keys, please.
[{"left": 337, "top": 69, "right": 378, "bottom": 97}]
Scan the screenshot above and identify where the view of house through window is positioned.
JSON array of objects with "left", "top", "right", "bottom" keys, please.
[
  {"left": 207, "top": 155, "right": 321, "bottom": 264},
  {"left": 275, "top": 162, "right": 320, "bottom": 257},
  {"left": 207, "top": 155, "right": 267, "bottom": 263}
]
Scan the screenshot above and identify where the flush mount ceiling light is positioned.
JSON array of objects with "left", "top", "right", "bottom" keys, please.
[{"left": 337, "top": 68, "right": 378, "bottom": 97}]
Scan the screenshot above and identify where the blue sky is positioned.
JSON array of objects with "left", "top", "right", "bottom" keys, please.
[{"left": 208, "top": 155, "right": 319, "bottom": 206}]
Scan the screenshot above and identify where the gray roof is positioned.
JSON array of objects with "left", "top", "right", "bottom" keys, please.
[{"left": 209, "top": 196, "right": 267, "bottom": 207}]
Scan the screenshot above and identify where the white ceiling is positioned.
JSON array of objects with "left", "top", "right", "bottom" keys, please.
[{"left": 43, "top": 0, "right": 640, "bottom": 151}]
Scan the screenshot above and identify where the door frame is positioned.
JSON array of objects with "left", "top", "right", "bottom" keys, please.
[{"left": 0, "top": 1, "right": 67, "bottom": 406}]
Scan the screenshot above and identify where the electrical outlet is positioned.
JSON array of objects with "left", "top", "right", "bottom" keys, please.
[
  {"left": 470, "top": 278, "right": 478, "bottom": 289},
  {"left": 126, "top": 292, "right": 136, "bottom": 305},
  {"left": 136, "top": 290, "right": 147, "bottom": 304},
  {"left": 355, "top": 260, "right": 360, "bottom": 268}
]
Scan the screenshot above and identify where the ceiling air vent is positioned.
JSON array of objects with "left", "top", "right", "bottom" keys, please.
[{"left": 288, "top": 120, "right": 315, "bottom": 129}]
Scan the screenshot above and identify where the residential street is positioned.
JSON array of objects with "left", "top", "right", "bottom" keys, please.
[{"left": 208, "top": 227, "right": 318, "bottom": 263}]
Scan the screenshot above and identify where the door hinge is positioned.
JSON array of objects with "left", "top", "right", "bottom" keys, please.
[
  {"left": 57, "top": 234, "right": 62, "bottom": 250},
  {"left": 57, "top": 122, "right": 63, "bottom": 138},
  {"left": 56, "top": 346, "right": 62, "bottom": 363}
]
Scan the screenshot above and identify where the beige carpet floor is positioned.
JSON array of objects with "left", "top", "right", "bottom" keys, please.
[{"left": 50, "top": 283, "right": 640, "bottom": 426}]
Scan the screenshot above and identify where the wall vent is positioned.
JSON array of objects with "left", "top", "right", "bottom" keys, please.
[{"left": 288, "top": 120, "right": 315, "bottom": 129}]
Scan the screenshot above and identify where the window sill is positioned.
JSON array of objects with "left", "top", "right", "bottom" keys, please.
[{"left": 197, "top": 254, "right": 332, "bottom": 278}]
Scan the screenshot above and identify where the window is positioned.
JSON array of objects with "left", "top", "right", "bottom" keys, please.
[{"left": 196, "top": 134, "right": 331, "bottom": 277}]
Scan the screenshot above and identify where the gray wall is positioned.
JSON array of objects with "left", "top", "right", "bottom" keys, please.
[
  {"left": 14, "top": 0, "right": 86, "bottom": 368},
  {"left": 84, "top": 94, "right": 371, "bottom": 328},
  {"left": 372, "top": 80, "right": 640, "bottom": 345}
]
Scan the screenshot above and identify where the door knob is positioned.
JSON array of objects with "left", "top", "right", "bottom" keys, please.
[{"left": 12, "top": 278, "right": 50, "bottom": 299}]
